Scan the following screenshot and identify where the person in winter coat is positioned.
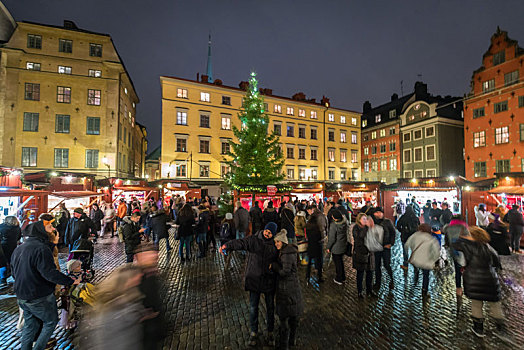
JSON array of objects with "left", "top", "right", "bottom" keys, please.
[
  {"left": 11, "top": 218, "right": 78, "bottom": 350},
  {"left": 0, "top": 216, "right": 21, "bottom": 286},
  {"left": 56, "top": 203, "right": 70, "bottom": 246},
  {"left": 90, "top": 203, "right": 104, "bottom": 239},
  {"left": 327, "top": 209, "right": 348, "bottom": 285},
  {"left": 352, "top": 213, "right": 375, "bottom": 298},
  {"left": 122, "top": 213, "right": 145, "bottom": 263},
  {"left": 440, "top": 202, "right": 453, "bottom": 227},
  {"left": 263, "top": 201, "right": 280, "bottom": 229},
  {"left": 294, "top": 211, "right": 307, "bottom": 264},
  {"left": 117, "top": 198, "right": 128, "bottom": 226},
  {"left": 404, "top": 224, "right": 441, "bottom": 298},
  {"left": 359, "top": 201, "right": 373, "bottom": 215},
  {"left": 220, "top": 222, "right": 279, "bottom": 347},
  {"left": 150, "top": 205, "right": 171, "bottom": 251},
  {"left": 280, "top": 202, "right": 296, "bottom": 244},
  {"left": 422, "top": 200, "right": 432, "bottom": 224},
  {"left": 195, "top": 204, "right": 210, "bottom": 258},
  {"left": 453, "top": 226, "right": 505, "bottom": 338},
  {"left": 474, "top": 204, "right": 490, "bottom": 229},
  {"left": 372, "top": 207, "right": 396, "bottom": 290},
  {"left": 175, "top": 204, "right": 196, "bottom": 262},
  {"left": 65, "top": 208, "right": 96, "bottom": 252},
  {"left": 486, "top": 214, "right": 510, "bottom": 256},
  {"left": 234, "top": 201, "right": 249, "bottom": 239},
  {"left": 101, "top": 202, "right": 116, "bottom": 237},
  {"left": 220, "top": 213, "right": 235, "bottom": 268},
  {"left": 503, "top": 205, "right": 524, "bottom": 253},
  {"left": 411, "top": 197, "right": 421, "bottom": 218},
  {"left": 272, "top": 231, "right": 303, "bottom": 350},
  {"left": 396, "top": 205, "right": 420, "bottom": 271},
  {"left": 305, "top": 205, "right": 325, "bottom": 283},
  {"left": 443, "top": 216, "right": 469, "bottom": 298},
  {"left": 429, "top": 202, "right": 442, "bottom": 229},
  {"left": 250, "top": 201, "right": 264, "bottom": 235}
]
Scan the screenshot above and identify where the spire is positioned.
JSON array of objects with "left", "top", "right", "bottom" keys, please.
[{"left": 206, "top": 33, "right": 213, "bottom": 83}]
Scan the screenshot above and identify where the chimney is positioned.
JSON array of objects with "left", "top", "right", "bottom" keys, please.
[
  {"left": 213, "top": 79, "right": 223, "bottom": 86},
  {"left": 363, "top": 101, "right": 372, "bottom": 113},
  {"left": 414, "top": 81, "right": 428, "bottom": 97},
  {"left": 391, "top": 93, "right": 398, "bottom": 101},
  {"left": 321, "top": 96, "right": 330, "bottom": 106},
  {"left": 63, "top": 20, "right": 78, "bottom": 29},
  {"left": 259, "top": 88, "right": 273, "bottom": 96},
  {"left": 201, "top": 75, "right": 209, "bottom": 83},
  {"left": 292, "top": 92, "right": 306, "bottom": 101},
  {"left": 196, "top": 72, "right": 200, "bottom": 81},
  {"left": 239, "top": 81, "right": 249, "bottom": 90}
]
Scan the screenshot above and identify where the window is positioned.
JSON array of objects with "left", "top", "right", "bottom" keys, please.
[
  {"left": 520, "top": 124, "right": 524, "bottom": 141},
  {"left": 27, "top": 34, "right": 42, "bottom": 49},
  {"left": 380, "top": 144, "right": 386, "bottom": 153},
  {"left": 263, "top": 103, "right": 268, "bottom": 112},
  {"left": 504, "top": 70, "right": 519, "bottom": 86},
  {"left": 362, "top": 120, "right": 368, "bottom": 128},
  {"left": 473, "top": 162, "right": 487, "bottom": 177},
  {"left": 298, "top": 148, "right": 306, "bottom": 160},
  {"left": 351, "top": 117, "right": 357, "bottom": 126},
  {"left": 403, "top": 132, "right": 411, "bottom": 142},
  {"left": 85, "top": 149, "right": 99, "bottom": 168},
  {"left": 390, "top": 158, "right": 397, "bottom": 171},
  {"left": 176, "top": 164, "right": 186, "bottom": 177},
  {"left": 351, "top": 132, "right": 358, "bottom": 144},
  {"left": 298, "top": 126, "right": 306, "bottom": 139},
  {"left": 364, "top": 162, "right": 369, "bottom": 172},
  {"left": 426, "top": 145, "right": 436, "bottom": 161},
  {"left": 22, "top": 147, "right": 37, "bottom": 166},
  {"left": 426, "top": 169, "right": 436, "bottom": 177},
  {"left": 57, "top": 86, "right": 71, "bottom": 103},
  {"left": 404, "top": 170, "right": 412, "bottom": 178},
  {"left": 340, "top": 131, "right": 347, "bottom": 143},
  {"left": 495, "top": 127, "right": 509, "bottom": 144},
  {"left": 328, "top": 113, "right": 334, "bottom": 122},
  {"left": 482, "top": 79, "right": 495, "bottom": 93},
  {"left": 474, "top": 131, "right": 486, "bottom": 147},
  {"left": 123, "top": 128, "right": 127, "bottom": 143},
  {"left": 310, "top": 127, "right": 317, "bottom": 140},
  {"left": 176, "top": 138, "right": 187, "bottom": 152},
  {"left": 404, "top": 149, "right": 412, "bottom": 163},
  {"left": 200, "top": 92, "right": 210, "bottom": 102},
  {"left": 380, "top": 160, "right": 387, "bottom": 171},
  {"left": 54, "top": 148, "right": 69, "bottom": 168},
  {"left": 375, "top": 115, "right": 381, "bottom": 123},
  {"left": 23, "top": 112, "right": 39, "bottom": 132},
  {"left": 520, "top": 96, "right": 524, "bottom": 108},
  {"left": 287, "top": 125, "right": 294, "bottom": 137},
  {"left": 89, "top": 43, "right": 102, "bottom": 57},
  {"left": 351, "top": 150, "right": 358, "bottom": 163},
  {"left": 26, "top": 62, "right": 41, "bottom": 71},
  {"left": 176, "top": 110, "right": 187, "bottom": 125},
  {"left": 371, "top": 146, "right": 377, "bottom": 155},
  {"left": 274, "top": 104, "right": 282, "bottom": 113},
  {"left": 389, "top": 127, "right": 396, "bottom": 135},
  {"left": 328, "top": 168, "right": 335, "bottom": 180},
  {"left": 340, "top": 150, "right": 347, "bottom": 163},
  {"left": 371, "top": 131, "right": 377, "bottom": 140},
  {"left": 494, "top": 101, "right": 508, "bottom": 114},
  {"left": 328, "top": 130, "right": 335, "bottom": 142},
  {"left": 340, "top": 115, "right": 346, "bottom": 124},
  {"left": 199, "top": 140, "right": 210, "bottom": 153},
  {"left": 286, "top": 107, "right": 294, "bottom": 115},
  {"left": 414, "top": 129, "right": 422, "bottom": 140},
  {"left": 286, "top": 146, "right": 294, "bottom": 159},
  {"left": 221, "top": 164, "right": 231, "bottom": 177},
  {"left": 340, "top": 169, "right": 346, "bottom": 180},
  {"left": 363, "top": 134, "right": 369, "bottom": 141},
  {"left": 299, "top": 109, "right": 306, "bottom": 117},
  {"left": 310, "top": 148, "right": 318, "bottom": 160},
  {"left": 496, "top": 159, "right": 510, "bottom": 173},
  {"left": 221, "top": 115, "right": 231, "bottom": 130},
  {"left": 199, "top": 164, "right": 210, "bottom": 177},
  {"left": 425, "top": 126, "right": 435, "bottom": 137},
  {"left": 86, "top": 117, "right": 100, "bottom": 135},
  {"left": 389, "top": 142, "right": 396, "bottom": 152},
  {"left": 25, "top": 83, "right": 40, "bottom": 101},
  {"left": 287, "top": 168, "right": 294, "bottom": 179},
  {"left": 298, "top": 167, "right": 306, "bottom": 180},
  {"left": 310, "top": 111, "right": 317, "bottom": 119},
  {"left": 200, "top": 113, "right": 210, "bottom": 128},
  {"left": 89, "top": 69, "right": 102, "bottom": 77},
  {"left": 87, "top": 89, "right": 101, "bottom": 105},
  {"left": 222, "top": 96, "right": 231, "bottom": 105},
  {"left": 177, "top": 88, "right": 188, "bottom": 98},
  {"left": 55, "top": 114, "right": 70, "bottom": 133},
  {"left": 389, "top": 110, "right": 396, "bottom": 118},
  {"left": 414, "top": 170, "right": 424, "bottom": 178},
  {"left": 379, "top": 129, "right": 386, "bottom": 137},
  {"left": 274, "top": 124, "right": 281, "bottom": 136},
  {"left": 493, "top": 50, "right": 505, "bottom": 65},
  {"left": 328, "top": 148, "right": 335, "bottom": 162},
  {"left": 364, "top": 147, "right": 369, "bottom": 155},
  {"left": 59, "top": 39, "right": 72, "bottom": 53},
  {"left": 414, "top": 147, "right": 423, "bottom": 162},
  {"left": 371, "top": 161, "right": 378, "bottom": 172}
]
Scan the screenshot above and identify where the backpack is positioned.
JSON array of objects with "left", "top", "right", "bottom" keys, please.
[
  {"left": 365, "top": 225, "right": 384, "bottom": 252},
  {"left": 220, "top": 222, "right": 232, "bottom": 241}
]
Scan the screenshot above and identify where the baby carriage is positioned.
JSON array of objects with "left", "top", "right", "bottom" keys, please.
[{"left": 70, "top": 238, "right": 95, "bottom": 279}]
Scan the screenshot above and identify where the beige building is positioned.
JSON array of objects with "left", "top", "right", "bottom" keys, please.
[
  {"left": 0, "top": 20, "right": 146, "bottom": 178},
  {"left": 160, "top": 75, "right": 361, "bottom": 196}
]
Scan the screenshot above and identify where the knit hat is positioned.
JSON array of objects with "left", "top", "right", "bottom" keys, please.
[
  {"left": 332, "top": 209, "right": 343, "bottom": 221},
  {"left": 274, "top": 230, "right": 288, "bottom": 245},
  {"left": 297, "top": 211, "right": 306, "bottom": 217},
  {"left": 449, "top": 219, "right": 468, "bottom": 228},
  {"left": 74, "top": 207, "right": 84, "bottom": 214},
  {"left": 374, "top": 207, "right": 384, "bottom": 213},
  {"left": 264, "top": 222, "right": 278, "bottom": 235},
  {"left": 225, "top": 213, "right": 233, "bottom": 220}
]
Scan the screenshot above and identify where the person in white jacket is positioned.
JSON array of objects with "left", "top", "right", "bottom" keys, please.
[
  {"left": 474, "top": 204, "right": 490, "bottom": 228},
  {"left": 405, "top": 223, "right": 441, "bottom": 298}
]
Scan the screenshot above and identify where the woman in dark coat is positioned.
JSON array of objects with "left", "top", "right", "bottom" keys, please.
[
  {"left": 486, "top": 214, "right": 510, "bottom": 256},
  {"left": 175, "top": 204, "right": 196, "bottom": 262},
  {"left": 90, "top": 203, "right": 104, "bottom": 237},
  {"left": 352, "top": 213, "right": 375, "bottom": 298},
  {"left": 150, "top": 206, "right": 171, "bottom": 251},
  {"left": 272, "top": 231, "right": 303, "bottom": 349},
  {"left": 0, "top": 216, "right": 21, "bottom": 285},
  {"left": 453, "top": 226, "right": 504, "bottom": 338},
  {"left": 396, "top": 205, "right": 421, "bottom": 270},
  {"left": 263, "top": 201, "right": 280, "bottom": 228},
  {"left": 305, "top": 207, "right": 324, "bottom": 283}
]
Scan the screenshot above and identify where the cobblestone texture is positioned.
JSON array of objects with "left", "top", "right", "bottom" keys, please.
[{"left": 1, "top": 234, "right": 523, "bottom": 349}]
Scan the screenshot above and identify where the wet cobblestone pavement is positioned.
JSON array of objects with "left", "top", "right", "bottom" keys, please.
[{"left": 1, "top": 234, "right": 523, "bottom": 349}]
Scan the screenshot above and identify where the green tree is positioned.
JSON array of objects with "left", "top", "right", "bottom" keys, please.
[{"left": 224, "top": 72, "right": 284, "bottom": 189}]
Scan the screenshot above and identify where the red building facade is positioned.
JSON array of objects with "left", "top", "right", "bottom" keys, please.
[{"left": 464, "top": 28, "right": 524, "bottom": 181}]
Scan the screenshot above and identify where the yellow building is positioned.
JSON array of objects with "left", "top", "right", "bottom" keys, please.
[
  {"left": 160, "top": 75, "right": 361, "bottom": 197},
  {"left": 0, "top": 20, "right": 146, "bottom": 178}
]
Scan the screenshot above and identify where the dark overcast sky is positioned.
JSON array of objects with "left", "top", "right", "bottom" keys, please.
[{"left": 5, "top": 0, "right": 524, "bottom": 151}]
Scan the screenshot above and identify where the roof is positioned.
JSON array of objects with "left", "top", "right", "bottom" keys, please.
[
  {"left": 146, "top": 146, "right": 161, "bottom": 161},
  {"left": 0, "top": 188, "right": 49, "bottom": 197},
  {"left": 362, "top": 93, "right": 414, "bottom": 129},
  {"left": 113, "top": 186, "right": 158, "bottom": 192},
  {"left": 50, "top": 191, "right": 101, "bottom": 199},
  {"left": 489, "top": 186, "right": 524, "bottom": 195}
]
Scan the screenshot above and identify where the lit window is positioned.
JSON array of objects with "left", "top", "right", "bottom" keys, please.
[
  {"left": 299, "top": 109, "right": 306, "bottom": 117},
  {"left": 371, "top": 161, "right": 378, "bottom": 171},
  {"left": 89, "top": 69, "right": 102, "bottom": 77},
  {"left": 340, "top": 150, "right": 347, "bottom": 162},
  {"left": 364, "top": 162, "right": 369, "bottom": 172},
  {"left": 351, "top": 150, "right": 358, "bottom": 163},
  {"left": 380, "top": 160, "right": 387, "bottom": 171},
  {"left": 124, "top": 87, "right": 128, "bottom": 94},
  {"left": 390, "top": 158, "right": 397, "bottom": 171},
  {"left": 328, "top": 113, "right": 334, "bottom": 122},
  {"left": 26, "top": 62, "right": 41, "bottom": 71},
  {"left": 286, "top": 168, "right": 294, "bottom": 179},
  {"left": 351, "top": 117, "right": 357, "bottom": 126},
  {"left": 58, "top": 66, "right": 72, "bottom": 74},
  {"left": 340, "top": 169, "right": 346, "bottom": 180},
  {"left": 371, "top": 131, "right": 377, "bottom": 139},
  {"left": 328, "top": 148, "right": 335, "bottom": 162},
  {"left": 287, "top": 125, "right": 294, "bottom": 137},
  {"left": 199, "top": 164, "right": 210, "bottom": 177},
  {"left": 176, "top": 110, "right": 187, "bottom": 125},
  {"left": 482, "top": 79, "right": 495, "bottom": 93},
  {"left": 299, "top": 167, "right": 306, "bottom": 180},
  {"left": 364, "top": 147, "right": 369, "bottom": 155},
  {"left": 87, "top": 89, "right": 101, "bottom": 105},
  {"left": 274, "top": 104, "right": 282, "bottom": 113},
  {"left": 310, "top": 111, "right": 317, "bottom": 119},
  {"left": 57, "top": 86, "right": 71, "bottom": 103},
  {"left": 362, "top": 120, "right": 367, "bottom": 127},
  {"left": 22, "top": 147, "right": 38, "bottom": 166},
  {"left": 495, "top": 127, "right": 509, "bottom": 144},
  {"left": 286, "top": 107, "right": 294, "bottom": 115},
  {"left": 177, "top": 89, "right": 188, "bottom": 98},
  {"left": 340, "top": 131, "right": 346, "bottom": 143},
  {"left": 351, "top": 132, "right": 357, "bottom": 144},
  {"left": 473, "top": 131, "right": 486, "bottom": 147},
  {"left": 221, "top": 115, "right": 231, "bottom": 130},
  {"left": 340, "top": 115, "right": 346, "bottom": 123},
  {"left": 379, "top": 129, "right": 386, "bottom": 137},
  {"left": 375, "top": 115, "right": 381, "bottom": 123},
  {"left": 200, "top": 92, "right": 210, "bottom": 102}
]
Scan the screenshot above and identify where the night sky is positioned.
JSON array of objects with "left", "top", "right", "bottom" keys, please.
[{"left": 5, "top": 0, "right": 524, "bottom": 151}]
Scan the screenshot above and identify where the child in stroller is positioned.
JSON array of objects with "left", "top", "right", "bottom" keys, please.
[{"left": 69, "top": 238, "right": 95, "bottom": 279}]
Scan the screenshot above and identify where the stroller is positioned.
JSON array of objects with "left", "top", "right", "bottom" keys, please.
[{"left": 70, "top": 238, "right": 95, "bottom": 279}]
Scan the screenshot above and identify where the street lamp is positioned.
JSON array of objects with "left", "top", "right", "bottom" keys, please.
[{"left": 102, "top": 157, "right": 110, "bottom": 178}]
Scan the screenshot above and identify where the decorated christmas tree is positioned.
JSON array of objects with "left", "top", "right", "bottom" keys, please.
[{"left": 224, "top": 72, "right": 285, "bottom": 190}]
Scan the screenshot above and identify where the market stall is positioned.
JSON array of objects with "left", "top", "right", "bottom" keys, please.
[
  {"left": 48, "top": 191, "right": 103, "bottom": 213},
  {"left": 0, "top": 188, "right": 49, "bottom": 222},
  {"left": 326, "top": 182, "right": 381, "bottom": 210}
]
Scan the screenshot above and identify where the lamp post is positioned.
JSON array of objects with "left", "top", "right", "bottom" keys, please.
[{"left": 102, "top": 157, "right": 111, "bottom": 178}]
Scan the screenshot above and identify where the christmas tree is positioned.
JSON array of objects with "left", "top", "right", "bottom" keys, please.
[{"left": 224, "top": 72, "right": 285, "bottom": 189}]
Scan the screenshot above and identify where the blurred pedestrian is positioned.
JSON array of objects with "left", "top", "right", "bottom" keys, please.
[
  {"left": 397, "top": 206, "right": 420, "bottom": 272},
  {"left": 503, "top": 205, "right": 524, "bottom": 254},
  {"left": 196, "top": 204, "right": 210, "bottom": 258},
  {"left": 175, "top": 204, "right": 195, "bottom": 262},
  {"left": 443, "top": 216, "right": 468, "bottom": 298},
  {"left": 233, "top": 201, "right": 249, "bottom": 239},
  {"left": 150, "top": 205, "right": 171, "bottom": 252},
  {"left": 422, "top": 200, "right": 432, "bottom": 224},
  {"left": 486, "top": 214, "right": 510, "bottom": 255},
  {"left": 122, "top": 213, "right": 145, "bottom": 263},
  {"left": 90, "top": 203, "right": 104, "bottom": 241},
  {"left": 327, "top": 209, "right": 348, "bottom": 285},
  {"left": 352, "top": 213, "right": 374, "bottom": 298},
  {"left": 305, "top": 205, "right": 325, "bottom": 284},
  {"left": 56, "top": 203, "right": 70, "bottom": 246},
  {"left": 372, "top": 207, "right": 396, "bottom": 290},
  {"left": 250, "top": 201, "right": 264, "bottom": 235}
]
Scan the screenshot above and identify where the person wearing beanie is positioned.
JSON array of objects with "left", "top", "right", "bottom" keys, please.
[
  {"left": 272, "top": 229, "right": 303, "bottom": 348},
  {"left": 327, "top": 209, "right": 348, "bottom": 285},
  {"left": 443, "top": 215, "right": 469, "bottom": 298},
  {"left": 220, "top": 222, "right": 278, "bottom": 347},
  {"left": 65, "top": 206, "right": 96, "bottom": 252}
]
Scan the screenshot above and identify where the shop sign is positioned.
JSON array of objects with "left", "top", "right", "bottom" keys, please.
[{"left": 267, "top": 185, "right": 277, "bottom": 196}]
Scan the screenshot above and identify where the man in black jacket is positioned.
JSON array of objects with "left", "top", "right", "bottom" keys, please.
[
  {"left": 263, "top": 201, "right": 280, "bottom": 229},
  {"left": 123, "top": 213, "right": 145, "bottom": 262},
  {"left": 220, "top": 222, "right": 278, "bottom": 347},
  {"left": 150, "top": 205, "right": 171, "bottom": 251},
  {"left": 440, "top": 202, "right": 453, "bottom": 227},
  {"left": 249, "top": 201, "right": 264, "bottom": 234},
  {"left": 372, "top": 207, "right": 396, "bottom": 290},
  {"left": 11, "top": 220, "right": 78, "bottom": 350},
  {"left": 504, "top": 205, "right": 524, "bottom": 253},
  {"left": 429, "top": 202, "right": 443, "bottom": 229},
  {"left": 65, "top": 208, "right": 95, "bottom": 252}
]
